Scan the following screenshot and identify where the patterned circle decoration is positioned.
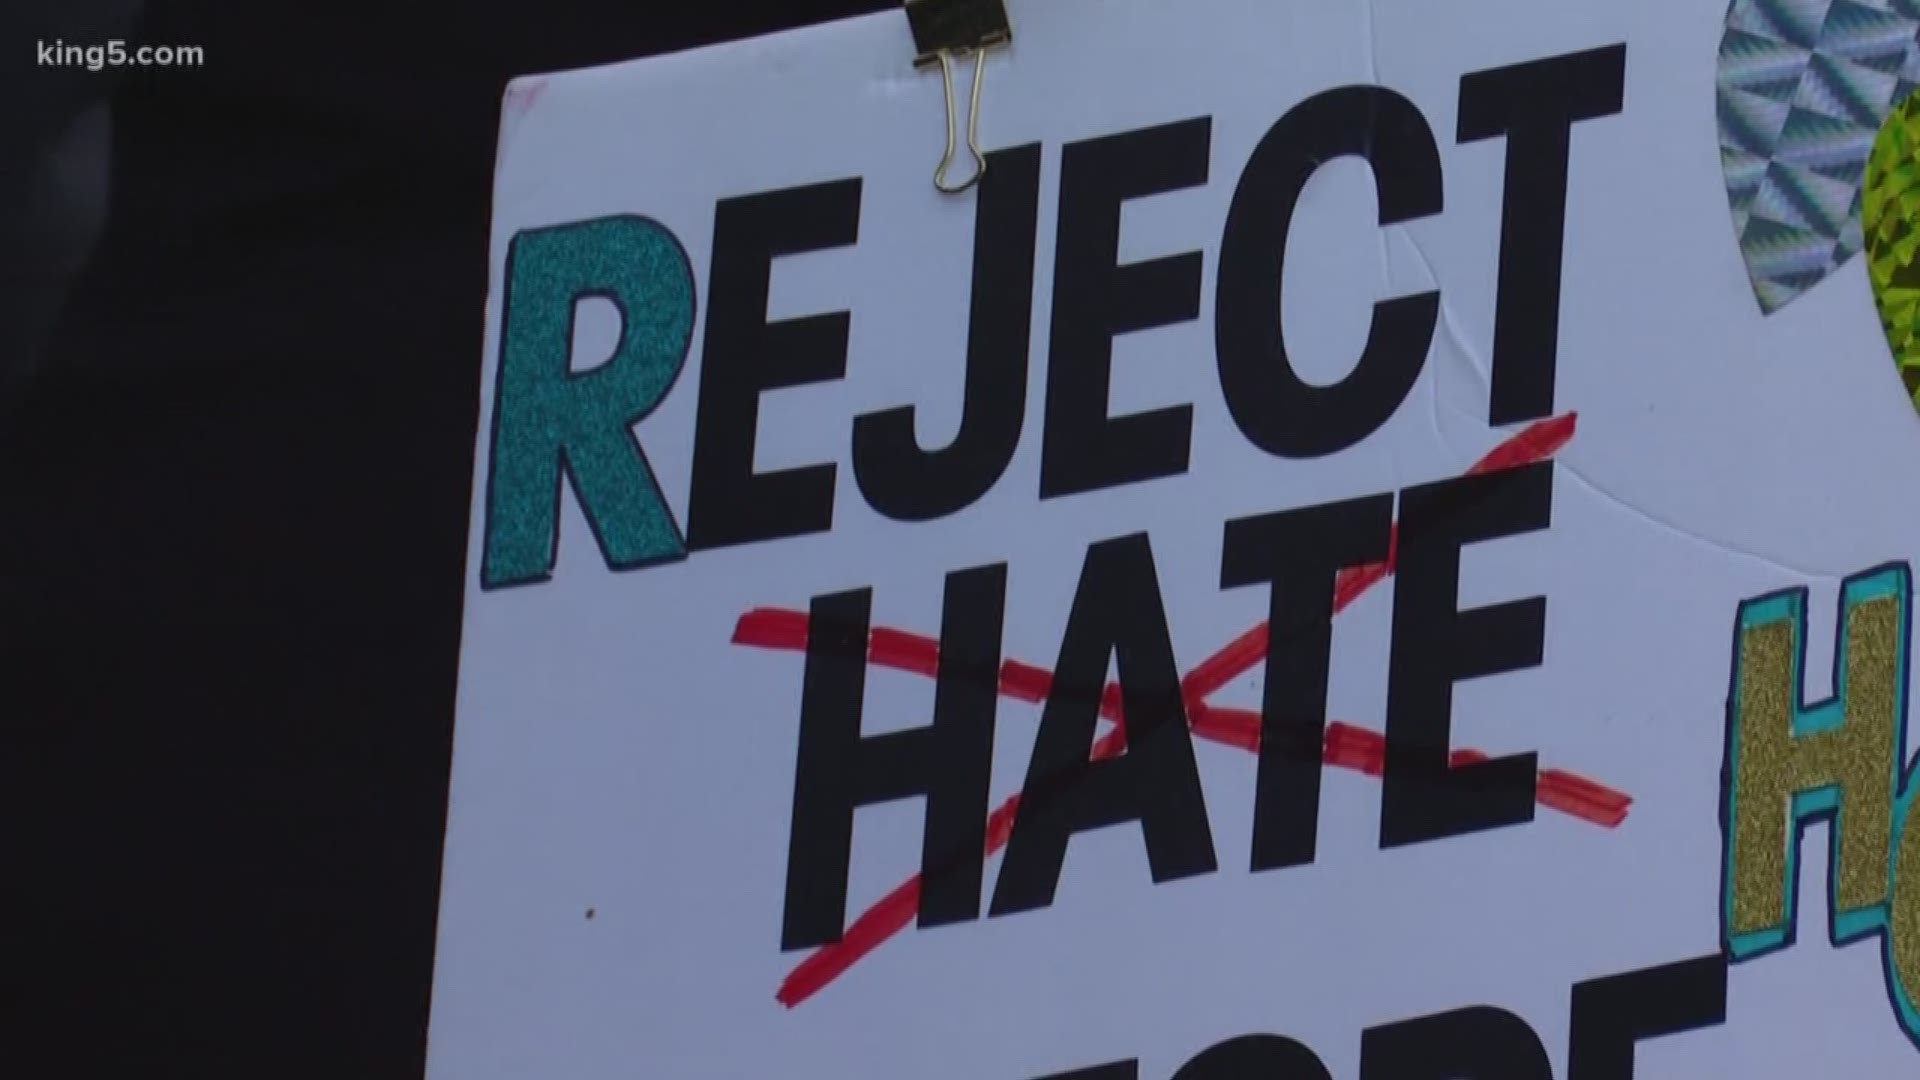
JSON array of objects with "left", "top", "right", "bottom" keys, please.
[
  {"left": 1866, "top": 88, "right": 1920, "bottom": 407},
  {"left": 1717, "top": 0, "right": 1920, "bottom": 314}
]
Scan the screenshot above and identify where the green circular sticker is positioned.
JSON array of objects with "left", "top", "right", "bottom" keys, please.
[{"left": 1866, "top": 89, "right": 1920, "bottom": 410}]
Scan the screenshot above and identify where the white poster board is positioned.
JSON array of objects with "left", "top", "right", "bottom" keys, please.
[{"left": 429, "top": 1, "right": 1920, "bottom": 1075}]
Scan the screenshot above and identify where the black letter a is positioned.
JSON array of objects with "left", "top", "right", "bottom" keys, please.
[{"left": 991, "top": 534, "right": 1217, "bottom": 917}]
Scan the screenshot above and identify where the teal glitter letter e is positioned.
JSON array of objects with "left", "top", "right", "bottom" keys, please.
[{"left": 482, "top": 216, "right": 696, "bottom": 589}]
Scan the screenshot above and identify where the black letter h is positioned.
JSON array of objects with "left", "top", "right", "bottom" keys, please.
[{"left": 781, "top": 566, "right": 1007, "bottom": 951}]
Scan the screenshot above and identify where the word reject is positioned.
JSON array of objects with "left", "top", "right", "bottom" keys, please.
[{"left": 475, "top": 46, "right": 1627, "bottom": 591}]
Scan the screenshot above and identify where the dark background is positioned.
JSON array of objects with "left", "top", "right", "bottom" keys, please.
[{"left": 2, "top": 2, "right": 889, "bottom": 1074}]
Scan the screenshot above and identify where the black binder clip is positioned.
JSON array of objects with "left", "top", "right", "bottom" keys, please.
[{"left": 904, "top": 0, "right": 1013, "bottom": 194}]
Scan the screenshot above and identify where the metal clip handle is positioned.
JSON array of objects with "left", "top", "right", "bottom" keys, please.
[
  {"left": 905, "top": 0, "right": 1012, "bottom": 196},
  {"left": 934, "top": 49, "right": 989, "bottom": 194}
]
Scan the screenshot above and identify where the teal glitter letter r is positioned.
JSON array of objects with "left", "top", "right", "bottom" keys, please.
[{"left": 481, "top": 215, "right": 696, "bottom": 589}]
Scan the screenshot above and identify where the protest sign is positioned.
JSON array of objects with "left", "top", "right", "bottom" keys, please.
[{"left": 429, "top": 2, "right": 1920, "bottom": 1074}]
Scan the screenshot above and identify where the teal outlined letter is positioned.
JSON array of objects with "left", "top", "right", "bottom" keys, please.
[
  {"left": 1722, "top": 565, "right": 1910, "bottom": 958},
  {"left": 1721, "top": 563, "right": 1920, "bottom": 1048},
  {"left": 481, "top": 215, "right": 696, "bottom": 589}
]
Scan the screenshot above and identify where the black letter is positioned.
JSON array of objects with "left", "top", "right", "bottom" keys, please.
[
  {"left": 687, "top": 178, "right": 860, "bottom": 551},
  {"left": 1217, "top": 87, "right": 1441, "bottom": 459},
  {"left": 1380, "top": 462, "right": 1552, "bottom": 848},
  {"left": 854, "top": 145, "right": 1042, "bottom": 521},
  {"left": 1458, "top": 44, "right": 1627, "bottom": 425},
  {"left": 1040, "top": 119, "right": 1211, "bottom": 499},
  {"left": 990, "top": 534, "right": 1217, "bottom": 916},
  {"left": 1361, "top": 1006, "right": 1551, "bottom": 1080},
  {"left": 1568, "top": 954, "right": 1727, "bottom": 1080},
  {"left": 1033, "top": 1064, "right": 1137, "bottom": 1080},
  {"left": 781, "top": 565, "right": 1007, "bottom": 950},
  {"left": 1174, "top": 1035, "right": 1332, "bottom": 1079},
  {"left": 1222, "top": 494, "right": 1394, "bottom": 870}
]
